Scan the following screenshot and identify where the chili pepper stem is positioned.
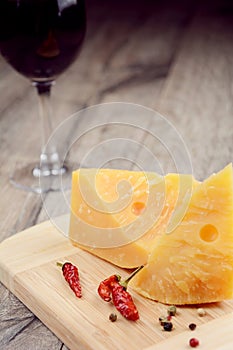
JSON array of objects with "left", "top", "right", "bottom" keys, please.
[
  {"left": 120, "top": 265, "right": 144, "bottom": 289},
  {"left": 56, "top": 262, "right": 63, "bottom": 268}
]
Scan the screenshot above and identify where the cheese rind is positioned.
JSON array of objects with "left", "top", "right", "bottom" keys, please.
[{"left": 129, "top": 164, "right": 233, "bottom": 304}]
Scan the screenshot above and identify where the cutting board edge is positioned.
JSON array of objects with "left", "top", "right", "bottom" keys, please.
[
  {"left": 0, "top": 217, "right": 72, "bottom": 292},
  {"left": 144, "top": 311, "right": 233, "bottom": 350},
  {"left": 12, "top": 270, "right": 93, "bottom": 350}
]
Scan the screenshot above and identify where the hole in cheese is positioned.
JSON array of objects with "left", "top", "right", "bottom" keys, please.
[
  {"left": 199, "top": 224, "right": 219, "bottom": 242},
  {"left": 131, "top": 202, "right": 146, "bottom": 216}
]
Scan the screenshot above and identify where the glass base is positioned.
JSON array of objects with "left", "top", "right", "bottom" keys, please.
[
  {"left": 32, "top": 164, "right": 67, "bottom": 177},
  {"left": 10, "top": 161, "right": 75, "bottom": 194}
]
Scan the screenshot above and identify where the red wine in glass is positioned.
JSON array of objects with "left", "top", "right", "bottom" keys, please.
[{"left": 0, "top": 0, "right": 86, "bottom": 193}]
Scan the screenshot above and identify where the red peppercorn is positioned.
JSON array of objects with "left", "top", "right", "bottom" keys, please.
[
  {"left": 189, "top": 338, "right": 199, "bottom": 347},
  {"left": 57, "top": 262, "right": 82, "bottom": 298}
]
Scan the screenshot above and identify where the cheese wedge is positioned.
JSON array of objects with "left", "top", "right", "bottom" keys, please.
[
  {"left": 129, "top": 164, "right": 233, "bottom": 304},
  {"left": 69, "top": 168, "right": 196, "bottom": 268}
]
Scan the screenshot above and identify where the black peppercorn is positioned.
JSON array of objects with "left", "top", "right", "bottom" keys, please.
[
  {"left": 189, "top": 323, "right": 197, "bottom": 331},
  {"left": 163, "top": 321, "right": 173, "bottom": 332}
]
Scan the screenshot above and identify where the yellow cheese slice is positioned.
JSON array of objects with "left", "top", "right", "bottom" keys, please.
[
  {"left": 69, "top": 168, "right": 196, "bottom": 268},
  {"left": 129, "top": 164, "right": 233, "bottom": 304}
]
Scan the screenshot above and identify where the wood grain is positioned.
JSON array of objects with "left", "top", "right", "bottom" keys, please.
[
  {"left": 145, "top": 312, "right": 233, "bottom": 350},
  {"left": 131, "top": 3, "right": 233, "bottom": 178},
  {"left": 1, "top": 217, "right": 233, "bottom": 350},
  {"left": 156, "top": 3, "right": 233, "bottom": 179}
]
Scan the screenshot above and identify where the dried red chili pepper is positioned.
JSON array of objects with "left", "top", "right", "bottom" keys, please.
[
  {"left": 57, "top": 262, "right": 82, "bottom": 298},
  {"left": 97, "top": 274, "right": 120, "bottom": 302},
  {"left": 97, "top": 266, "right": 143, "bottom": 321},
  {"left": 112, "top": 283, "right": 139, "bottom": 321}
]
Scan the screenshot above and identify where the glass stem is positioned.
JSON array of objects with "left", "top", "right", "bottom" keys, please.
[{"left": 33, "top": 81, "right": 65, "bottom": 177}]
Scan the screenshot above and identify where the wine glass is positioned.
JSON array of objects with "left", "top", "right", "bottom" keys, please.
[{"left": 0, "top": 0, "right": 86, "bottom": 193}]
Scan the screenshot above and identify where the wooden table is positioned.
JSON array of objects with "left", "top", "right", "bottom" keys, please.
[{"left": 0, "top": 0, "right": 232, "bottom": 349}]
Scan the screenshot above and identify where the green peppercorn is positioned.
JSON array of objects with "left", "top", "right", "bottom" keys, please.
[
  {"left": 189, "top": 323, "right": 197, "bottom": 331},
  {"left": 167, "top": 305, "right": 177, "bottom": 316},
  {"left": 109, "top": 313, "right": 117, "bottom": 322}
]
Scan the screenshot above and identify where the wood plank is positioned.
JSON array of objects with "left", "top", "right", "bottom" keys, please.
[
  {"left": 98, "top": 0, "right": 194, "bottom": 106},
  {"left": 0, "top": 57, "right": 30, "bottom": 115},
  {"left": 149, "top": 3, "right": 233, "bottom": 179}
]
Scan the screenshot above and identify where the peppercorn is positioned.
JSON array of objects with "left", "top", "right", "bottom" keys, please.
[
  {"left": 109, "top": 313, "right": 117, "bottom": 322},
  {"left": 189, "top": 323, "right": 197, "bottom": 331},
  {"left": 167, "top": 305, "right": 177, "bottom": 316},
  {"left": 163, "top": 321, "right": 173, "bottom": 332},
  {"left": 197, "top": 308, "right": 206, "bottom": 317},
  {"left": 189, "top": 338, "right": 199, "bottom": 347},
  {"left": 159, "top": 316, "right": 171, "bottom": 326}
]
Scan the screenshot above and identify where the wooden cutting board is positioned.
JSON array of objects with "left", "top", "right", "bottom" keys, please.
[{"left": 1, "top": 215, "right": 233, "bottom": 350}]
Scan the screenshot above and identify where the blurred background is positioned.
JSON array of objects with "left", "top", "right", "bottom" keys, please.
[{"left": 1, "top": 0, "right": 232, "bottom": 177}]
